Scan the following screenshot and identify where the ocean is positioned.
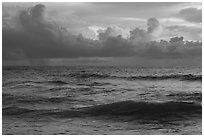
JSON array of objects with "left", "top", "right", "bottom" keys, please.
[{"left": 2, "top": 66, "right": 202, "bottom": 135}]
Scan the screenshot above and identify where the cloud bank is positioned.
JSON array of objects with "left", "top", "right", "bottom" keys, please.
[{"left": 2, "top": 4, "right": 202, "bottom": 65}]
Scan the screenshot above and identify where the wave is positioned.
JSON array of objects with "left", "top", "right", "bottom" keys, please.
[
  {"left": 2, "top": 106, "right": 81, "bottom": 117},
  {"left": 3, "top": 80, "right": 68, "bottom": 88},
  {"left": 2, "top": 93, "right": 75, "bottom": 105},
  {"left": 69, "top": 73, "right": 110, "bottom": 79},
  {"left": 31, "top": 80, "right": 67, "bottom": 85},
  {"left": 3, "top": 74, "right": 201, "bottom": 89},
  {"left": 166, "top": 92, "right": 202, "bottom": 102},
  {"left": 67, "top": 73, "right": 202, "bottom": 81},
  {"left": 128, "top": 74, "right": 202, "bottom": 81},
  {"left": 3, "top": 106, "right": 35, "bottom": 115},
  {"left": 46, "top": 80, "right": 67, "bottom": 85},
  {"left": 83, "top": 101, "right": 201, "bottom": 117},
  {"left": 3, "top": 101, "right": 201, "bottom": 119}
]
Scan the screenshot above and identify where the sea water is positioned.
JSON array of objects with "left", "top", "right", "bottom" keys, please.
[{"left": 2, "top": 66, "right": 202, "bottom": 135}]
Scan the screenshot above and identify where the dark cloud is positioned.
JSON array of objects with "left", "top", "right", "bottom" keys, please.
[
  {"left": 178, "top": 8, "right": 202, "bottom": 23},
  {"left": 129, "top": 28, "right": 150, "bottom": 43},
  {"left": 147, "top": 17, "right": 160, "bottom": 33},
  {"left": 2, "top": 4, "right": 202, "bottom": 65}
]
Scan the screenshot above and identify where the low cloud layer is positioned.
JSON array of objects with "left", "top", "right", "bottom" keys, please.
[{"left": 3, "top": 4, "right": 202, "bottom": 65}]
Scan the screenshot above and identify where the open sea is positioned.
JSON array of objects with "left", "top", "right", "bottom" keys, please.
[{"left": 2, "top": 66, "right": 202, "bottom": 135}]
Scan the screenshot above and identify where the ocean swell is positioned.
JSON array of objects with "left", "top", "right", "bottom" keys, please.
[{"left": 3, "top": 101, "right": 201, "bottom": 119}]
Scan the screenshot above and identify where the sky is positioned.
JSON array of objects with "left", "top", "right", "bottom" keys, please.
[{"left": 2, "top": 2, "right": 202, "bottom": 66}]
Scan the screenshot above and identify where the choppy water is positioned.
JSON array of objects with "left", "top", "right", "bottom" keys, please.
[{"left": 2, "top": 66, "right": 202, "bottom": 135}]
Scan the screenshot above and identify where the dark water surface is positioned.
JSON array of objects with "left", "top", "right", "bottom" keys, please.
[{"left": 2, "top": 66, "right": 202, "bottom": 135}]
